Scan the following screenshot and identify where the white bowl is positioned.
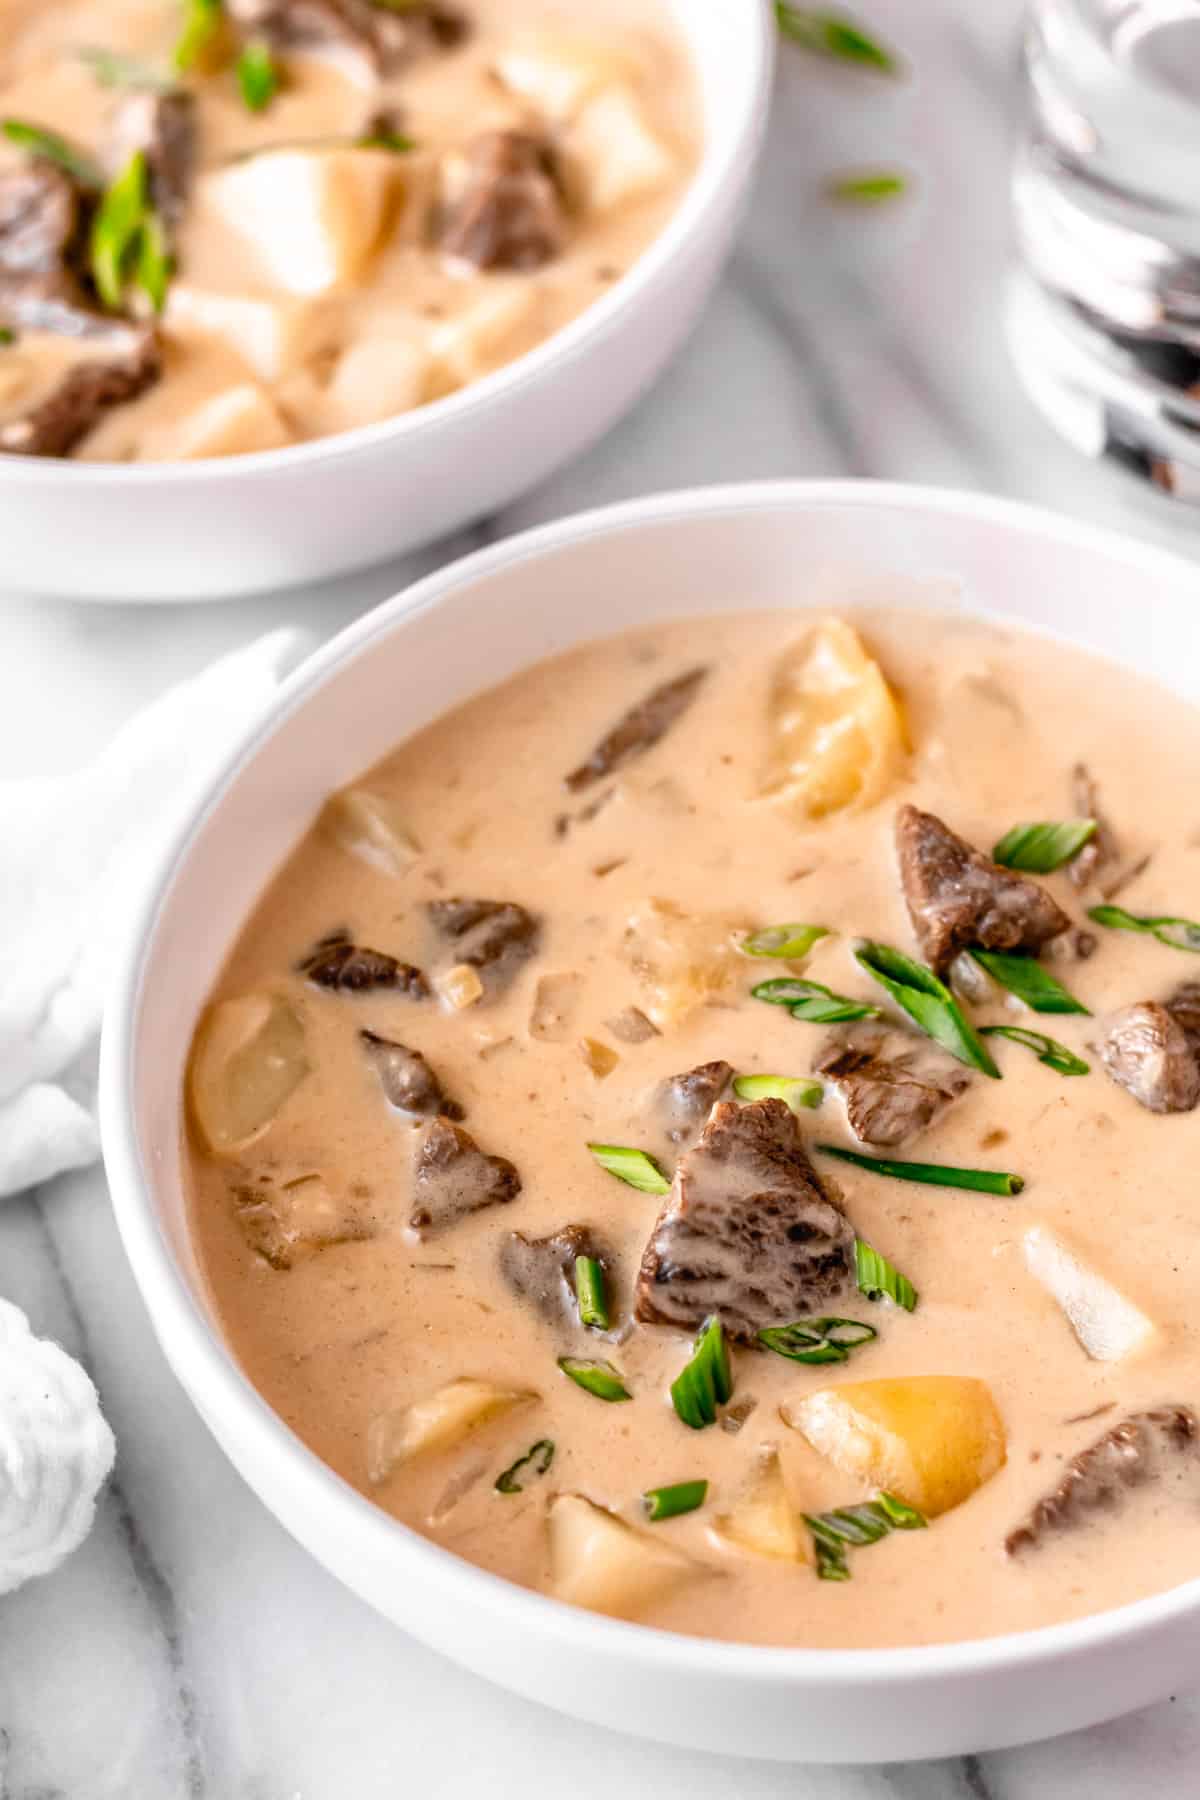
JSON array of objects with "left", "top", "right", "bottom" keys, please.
[
  {"left": 100, "top": 482, "right": 1200, "bottom": 1762},
  {"left": 0, "top": 3, "right": 772, "bottom": 604}
]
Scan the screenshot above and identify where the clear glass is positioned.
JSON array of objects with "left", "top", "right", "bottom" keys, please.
[{"left": 1010, "top": 0, "right": 1200, "bottom": 500}]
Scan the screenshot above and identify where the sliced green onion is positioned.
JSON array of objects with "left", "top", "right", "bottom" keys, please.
[
  {"left": 670, "top": 1315, "right": 733, "bottom": 1430},
  {"left": 979, "top": 1025, "right": 1089, "bottom": 1077},
  {"left": 558, "top": 1357, "right": 631, "bottom": 1403},
  {"left": 758, "top": 1315, "right": 877, "bottom": 1365},
  {"left": 587, "top": 1142, "right": 670, "bottom": 1196},
  {"left": 775, "top": 3, "right": 899, "bottom": 73},
  {"left": 643, "top": 1479, "right": 708, "bottom": 1522},
  {"left": 75, "top": 47, "right": 177, "bottom": 92},
  {"left": 732, "top": 1073, "right": 824, "bottom": 1111},
  {"left": 358, "top": 127, "right": 416, "bottom": 152},
  {"left": 969, "top": 948, "right": 1089, "bottom": 1015},
  {"left": 0, "top": 327, "right": 14, "bottom": 347},
  {"left": 90, "top": 150, "right": 149, "bottom": 310},
  {"left": 854, "top": 940, "right": 1000, "bottom": 1077},
  {"left": 495, "top": 1438, "right": 554, "bottom": 1495},
  {"left": 740, "top": 923, "right": 830, "bottom": 960},
  {"left": 805, "top": 1489, "right": 926, "bottom": 1579},
  {"left": 236, "top": 40, "right": 279, "bottom": 111},
  {"left": 134, "top": 207, "right": 171, "bottom": 313},
  {"left": 819, "top": 1143, "right": 1024, "bottom": 1196},
  {"left": 174, "top": 0, "right": 224, "bottom": 71},
  {"left": 1088, "top": 905, "right": 1200, "bottom": 955},
  {"left": 751, "top": 976, "right": 881, "bottom": 1024},
  {"left": 574, "top": 1256, "right": 609, "bottom": 1331},
  {"left": 992, "top": 820, "right": 1097, "bottom": 873},
  {"left": 827, "top": 169, "right": 907, "bottom": 204},
  {"left": 2, "top": 118, "right": 103, "bottom": 187},
  {"left": 854, "top": 1238, "right": 917, "bottom": 1311}
]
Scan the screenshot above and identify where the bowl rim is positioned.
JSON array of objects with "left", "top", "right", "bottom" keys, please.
[
  {"left": 100, "top": 478, "right": 1200, "bottom": 1686},
  {"left": 0, "top": 1, "right": 775, "bottom": 487}
]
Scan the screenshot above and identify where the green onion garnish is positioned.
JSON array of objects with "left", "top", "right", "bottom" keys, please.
[
  {"left": 740, "top": 923, "right": 830, "bottom": 959},
  {"left": 805, "top": 1490, "right": 926, "bottom": 1580},
  {"left": 1088, "top": 905, "right": 1200, "bottom": 955},
  {"left": 558, "top": 1357, "right": 631, "bottom": 1403},
  {"left": 2, "top": 118, "right": 103, "bottom": 187},
  {"left": 732, "top": 1073, "right": 824, "bottom": 1111},
  {"left": 174, "top": 0, "right": 224, "bottom": 71},
  {"left": 854, "top": 1238, "right": 917, "bottom": 1310},
  {"left": 0, "top": 327, "right": 14, "bottom": 347},
  {"left": 827, "top": 169, "right": 907, "bottom": 204},
  {"left": 758, "top": 1315, "right": 877, "bottom": 1365},
  {"left": 574, "top": 1256, "right": 609, "bottom": 1331},
  {"left": 236, "top": 40, "right": 279, "bottom": 111},
  {"left": 359, "top": 127, "right": 416, "bottom": 152},
  {"left": 134, "top": 207, "right": 171, "bottom": 313},
  {"left": 968, "top": 948, "right": 1089, "bottom": 1015},
  {"left": 670, "top": 1315, "right": 733, "bottom": 1430},
  {"left": 90, "top": 151, "right": 172, "bottom": 314},
  {"left": 854, "top": 940, "right": 1000, "bottom": 1077},
  {"left": 819, "top": 1142, "right": 1023, "bottom": 1196},
  {"left": 751, "top": 976, "right": 880, "bottom": 1024},
  {"left": 979, "top": 1025, "right": 1089, "bottom": 1077},
  {"left": 992, "top": 820, "right": 1097, "bottom": 873},
  {"left": 495, "top": 1438, "right": 554, "bottom": 1494},
  {"left": 643, "top": 1479, "right": 708, "bottom": 1522},
  {"left": 587, "top": 1143, "right": 670, "bottom": 1196},
  {"left": 775, "top": 4, "right": 898, "bottom": 74},
  {"left": 75, "top": 47, "right": 177, "bottom": 91}
]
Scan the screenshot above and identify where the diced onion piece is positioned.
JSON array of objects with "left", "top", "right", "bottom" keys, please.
[
  {"left": 203, "top": 148, "right": 401, "bottom": 297},
  {"left": 783, "top": 1376, "right": 1006, "bottom": 1518},
  {"left": 493, "top": 33, "right": 638, "bottom": 120},
  {"left": 320, "top": 785, "right": 421, "bottom": 876},
  {"left": 621, "top": 896, "right": 749, "bottom": 1029},
  {"left": 760, "top": 618, "right": 907, "bottom": 821},
  {"left": 712, "top": 1448, "right": 808, "bottom": 1562},
  {"left": 189, "top": 992, "right": 311, "bottom": 1156},
  {"left": 529, "top": 972, "right": 582, "bottom": 1042},
  {"left": 233, "top": 1173, "right": 359, "bottom": 1269},
  {"left": 548, "top": 1494, "right": 702, "bottom": 1620},
  {"left": 1023, "top": 1224, "right": 1155, "bottom": 1362},
  {"left": 436, "top": 963, "right": 484, "bottom": 1011},
  {"left": 567, "top": 86, "right": 676, "bottom": 212},
  {"left": 367, "top": 1378, "right": 536, "bottom": 1484},
  {"left": 579, "top": 1036, "right": 619, "bottom": 1079}
]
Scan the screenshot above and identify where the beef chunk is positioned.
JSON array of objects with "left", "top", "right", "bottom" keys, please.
[
  {"left": 427, "top": 897, "right": 538, "bottom": 986},
  {"left": 1006, "top": 1406, "right": 1198, "bottom": 1555},
  {"left": 0, "top": 321, "right": 159, "bottom": 456},
  {"left": 499, "top": 1223, "right": 611, "bottom": 1325},
  {"left": 1098, "top": 1002, "right": 1200, "bottom": 1114},
  {"left": 227, "top": 0, "right": 467, "bottom": 72},
  {"left": 565, "top": 666, "right": 708, "bottom": 794},
  {"left": 895, "top": 804, "right": 1071, "bottom": 974},
  {"left": 410, "top": 1116, "right": 520, "bottom": 1236},
  {"left": 298, "top": 930, "right": 428, "bottom": 995},
  {"left": 0, "top": 161, "right": 80, "bottom": 286},
  {"left": 112, "top": 91, "right": 195, "bottom": 232},
  {"left": 1068, "top": 762, "right": 1119, "bottom": 892},
  {"left": 815, "top": 1026, "right": 970, "bottom": 1148},
  {"left": 659, "top": 1060, "right": 733, "bottom": 1144},
  {"left": 361, "top": 1029, "right": 462, "bottom": 1119},
  {"left": 635, "top": 1098, "right": 855, "bottom": 1343},
  {"left": 1166, "top": 981, "right": 1200, "bottom": 1053},
  {"left": 439, "top": 130, "right": 566, "bottom": 272}
]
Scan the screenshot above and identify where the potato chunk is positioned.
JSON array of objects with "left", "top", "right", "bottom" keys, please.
[
  {"left": 568, "top": 87, "right": 676, "bottom": 213},
  {"left": 189, "top": 992, "right": 311, "bottom": 1156},
  {"left": 153, "top": 384, "right": 292, "bottom": 460},
  {"left": 165, "top": 284, "right": 336, "bottom": 382},
  {"left": 1023, "top": 1224, "right": 1156, "bottom": 1363},
  {"left": 320, "top": 785, "right": 421, "bottom": 876},
  {"left": 427, "top": 281, "right": 546, "bottom": 392},
  {"left": 760, "top": 618, "right": 907, "bottom": 821},
  {"left": 549, "top": 1494, "right": 703, "bottom": 1620},
  {"left": 494, "top": 33, "right": 638, "bottom": 120},
  {"left": 622, "top": 897, "right": 749, "bottom": 1029},
  {"left": 203, "top": 149, "right": 400, "bottom": 297},
  {"left": 783, "top": 1377, "right": 1006, "bottom": 1517},
  {"left": 713, "top": 1448, "right": 808, "bottom": 1562},
  {"left": 367, "top": 1378, "right": 536, "bottom": 1484}
]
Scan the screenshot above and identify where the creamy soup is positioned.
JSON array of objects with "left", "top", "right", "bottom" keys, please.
[
  {"left": 185, "top": 609, "right": 1200, "bottom": 1648},
  {"left": 0, "top": 0, "right": 697, "bottom": 458}
]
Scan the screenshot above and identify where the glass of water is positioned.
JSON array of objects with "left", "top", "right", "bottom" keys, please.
[{"left": 1010, "top": 0, "right": 1200, "bottom": 501}]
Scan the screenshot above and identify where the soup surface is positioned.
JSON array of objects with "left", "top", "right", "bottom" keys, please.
[
  {"left": 0, "top": 0, "right": 697, "bottom": 458},
  {"left": 186, "top": 608, "right": 1200, "bottom": 1648}
]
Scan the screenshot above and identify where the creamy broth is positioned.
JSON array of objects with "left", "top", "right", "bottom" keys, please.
[
  {"left": 185, "top": 610, "right": 1200, "bottom": 1648},
  {"left": 0, "top": 0, "right": 697, "bottom": 458}
]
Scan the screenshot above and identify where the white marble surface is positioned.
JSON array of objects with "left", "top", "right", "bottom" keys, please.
[{"left": 4, "top": 3, "right": 1200, "bottom": 1794}]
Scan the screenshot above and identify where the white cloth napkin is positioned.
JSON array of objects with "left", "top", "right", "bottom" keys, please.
[{"left": 0, "top": 627, "right": 311, "bottom": 1201}]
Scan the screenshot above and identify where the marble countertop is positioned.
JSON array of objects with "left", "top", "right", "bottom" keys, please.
[{"left": 3, "top": 2, "right": 1200, "bottom": 1794}]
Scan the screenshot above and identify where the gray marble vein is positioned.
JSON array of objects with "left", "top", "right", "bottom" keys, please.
[{"left": 3, "top": 0, "right": 1200, "bottom": 1794}]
